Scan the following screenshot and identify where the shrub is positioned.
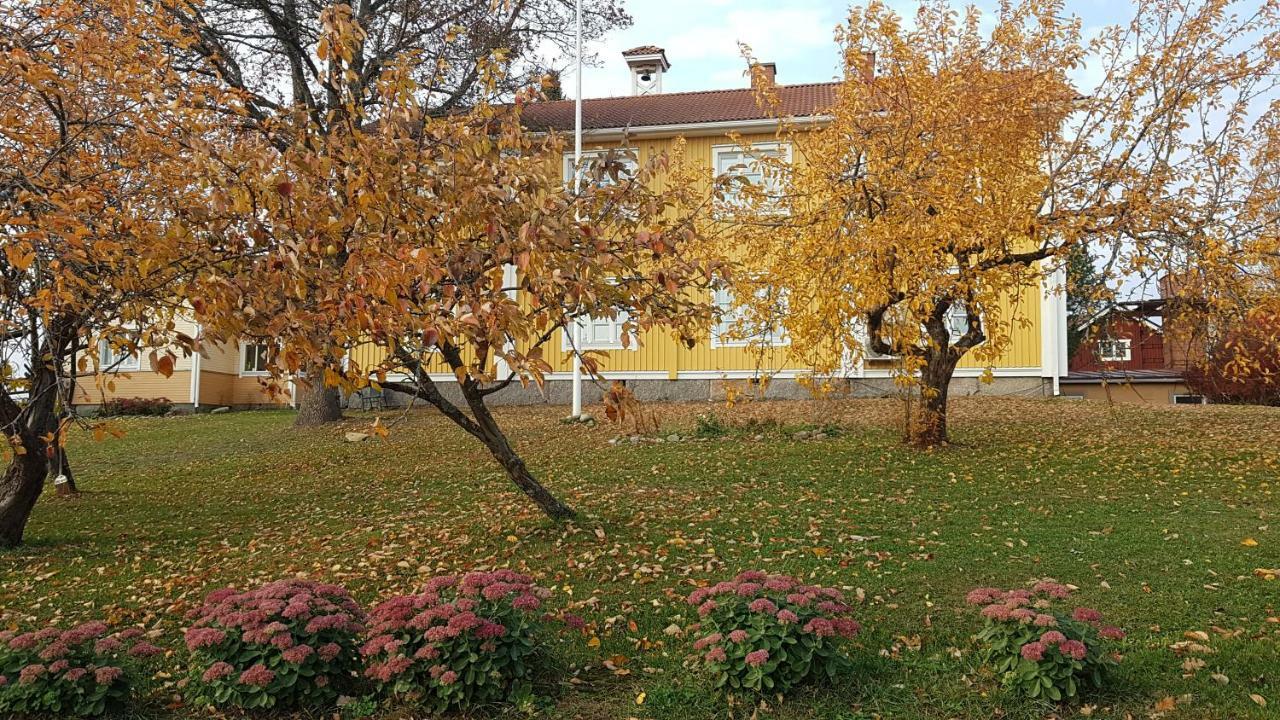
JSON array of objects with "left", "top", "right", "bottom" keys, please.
[
  {"left": 967, "top": 581, "right": 1125, "bottom": 701},
  {"left": 0, "top": 621, "right": 160, "bottom": 717},
  {"left": 686, "top": 570, "right": 861, "bottom": 694},
  {"left": 98, "top": 396, "right": 173, "bottom": 417},
  {"left": 183, "top": 579, "right": 366, "bottom": 711},
  {"left": 693, "top": 413, "right": 730, "bottom": 438},
  {"left": 361, "top": 570, "right": 549, "bottom": 712}
]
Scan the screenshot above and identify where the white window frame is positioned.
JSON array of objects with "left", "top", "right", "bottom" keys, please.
[
  {"left": 99, "top": 339, "right": 140, "bottom": 372},
  {"left": 711, "top": 142, "right": 792, "bottom": 214},
  {"left": 239, "top": 341, "right": 271, "bottom": 377},
  {"left": 563, "top": 148, "right": 640, "bottom": 189},
  {"left": 943, "top": 303, "right": 975, "bottom": 345},
  {"left": 562, "top": 310, "right": 636, "bottom": 352},
  {"left": 710, "top": 286, "right": 790, "bottom": 348},
  {"left": 1096, "top": 338, "right": 1132, "bottom": 363}
]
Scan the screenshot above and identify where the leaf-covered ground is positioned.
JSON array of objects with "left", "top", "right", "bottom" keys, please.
[{"left": 2, "top": 398, "right": 1277, "bottom": 719}]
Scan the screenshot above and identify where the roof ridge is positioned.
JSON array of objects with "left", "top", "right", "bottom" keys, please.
[{"left": 529, "top": 81, "right": 842, "bottom": 106}]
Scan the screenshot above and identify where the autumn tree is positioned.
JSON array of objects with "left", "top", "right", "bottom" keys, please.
[
  {"left": 162, "top": 0, "right": 631, "bottom": 425},
  {"left": 0, "top": 0, "right": 229, "bottom": 546},
  {"left": 730, "top": 0, "right": 1280, "bottom": 445},
  {"left": 182, "top": 7, "right": 722, "bottom": 520}
]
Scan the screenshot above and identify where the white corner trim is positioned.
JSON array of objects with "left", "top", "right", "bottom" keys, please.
[{"left": 189, "top": 326, "right": 202, "bottom": 407}]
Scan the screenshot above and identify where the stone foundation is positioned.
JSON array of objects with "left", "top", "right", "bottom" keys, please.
[{"left": 361, "top": 375, "right": 1053, "bottom": 408}]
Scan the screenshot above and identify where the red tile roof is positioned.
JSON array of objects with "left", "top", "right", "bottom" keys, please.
[
  {"left": 622, "top": 45, "right": 666, "bottom": 57},
  {"left": 519, "top": 82, "right": 839, "bottom": 132}
]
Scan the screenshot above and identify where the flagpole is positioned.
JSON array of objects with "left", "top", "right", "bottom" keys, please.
[{"left": 570, "top": 0, "right": 584, "bottom": 419}]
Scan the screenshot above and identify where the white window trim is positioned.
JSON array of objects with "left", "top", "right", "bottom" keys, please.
[
  {"left": 1096, "top": 338, "right": 1132, "bottom": 363},
  {"left": 99, "top": 339, "right": 140, "bottom": 372},
  {"left": 561, "top": 312, "right": 637, "bottom": 352},
  {"left": 710, "top": 286, "right": 791, "bottom": 349},
  {"left": 239, "top": 341, "right": 271, "bottom": 377},
  {"left": 711, "top": 142, "right": 792, "bottom": 215},
  {"left": 944, "top": 303, "right": 980, "bottom": 346},
  {"left": 563, "top": 148, "right": 640, "bottom": 186}
]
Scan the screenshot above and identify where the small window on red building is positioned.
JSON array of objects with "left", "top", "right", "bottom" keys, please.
[{"left": 1096, "top": 338, "right": 1131, "bottom": 362}]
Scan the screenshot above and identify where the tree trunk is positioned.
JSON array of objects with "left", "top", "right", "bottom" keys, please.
[
  {"left": 910, "top": 351, "right": 961, "bottom": 447},
  {"left": 0, "top": 441, "right": 50, "bottom": 548},
  {"left": 467, "top": 393, "right": 577, "bottom": 521},
  {"left": 293, "top": 373, "right": 342, "bottom": 427},
  {"left": 385, "top": 351, "right": 577, "bottom": 522}
]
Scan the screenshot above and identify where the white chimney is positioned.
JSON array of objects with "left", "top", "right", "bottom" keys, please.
[{"left": 622, "top": 46, "right": 671, "bottom": 96}]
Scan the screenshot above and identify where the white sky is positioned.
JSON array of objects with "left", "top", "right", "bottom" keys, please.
[{"left": 568, "top": 0, "right": 1132, "bottom": 98}]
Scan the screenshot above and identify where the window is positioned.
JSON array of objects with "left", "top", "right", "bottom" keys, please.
[
  {"left": 711, "top": 286, "right": 789, "bottom": 348},
  {"left": 563, "top": 149, "right": 639, "bottom": 189},
  {"left": 1096, "top": 338, "right": 1131, "bottom": 363},
  {"left": 99, "top": 340, "right": 139, "bottom": 372},
  {"left": 240, "top": 342, "right": 270, "bottom": 376},
  {"left": 712, "top": 143, "right": 790, "bottom": 210},
  {"left": 943, "top": 304, "right": 972, "bottom": 345},
  {"left": 564, "top": 311, "right": 633, "bottom": 351},
  {"left": 1173, "top": 394, "right": 1205, "bottom": 405}
]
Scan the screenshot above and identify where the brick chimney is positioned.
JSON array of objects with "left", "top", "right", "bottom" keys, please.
[
  {"left": 623, "top": 46, "right": 671, "bottom": 96},
  {"left": 752, "top": 62, "right": 777, "bottom": 86},
  {"left": 860, "top": 50, "right": 876, "bottom": 83}
]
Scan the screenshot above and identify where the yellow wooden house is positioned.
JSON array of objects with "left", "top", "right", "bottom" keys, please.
[{"left": 74, "top": 46, "right": 1068, "bottom": 411}]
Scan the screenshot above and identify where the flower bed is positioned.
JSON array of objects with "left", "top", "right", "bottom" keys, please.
[
  {"left": 183, "top": 579, "right": 365, "bottom": 710},
  {"left": 0, "top": 621, "right": 159, "bottom": 717},
  {"left": 967, "top": 581, "right": 1125, "bottom": 700},
  {"left": 361, "top": 570, "right": 549, "bottom": 711},
  {"left": 687, "top": 570, "right": 861, "bottom": 694}
]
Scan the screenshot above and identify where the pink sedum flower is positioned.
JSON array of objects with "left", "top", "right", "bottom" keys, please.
[
  {"left": 282, "top": 644, "right": 314, "bottom": 663},
  {"left": 1072, "top": 607, "right": 1103, "bottom": 624},
  {"left": 238, "top": 663, "right": 275, "bottom": 687},
  {"left": 1020, "top": 642, "right": 1046, "bottom": 662},
  {"left": 94, "top": 666, "right": 124, "bottom": 685},
  {"left": 202, "top": 662, "right": 234, "bottom": 682},
  {"left": 728, "top": 629, "right": 750, "bottom": 643},
  {"left": 94, "top": 637, "right": 123, "bottom": 654},
  {"left": 317, "top": 642, "right": 342, "bottom": 661},
  {"left": 1039, "top": 630, "right": 1067, "bottom": 646},
  {"left": 966, "top": 587, "right": 1006, "bottom": 605},
  {"left": 1099, "top": 626, "right": 1126, "bottom": 641},
  {"left": 19, "top": 664, "right": 46, "bottom": 684},
  {"left": 744, "top": 649, "right": 769, "bottom": 667},
  {"left": 129, "top": 642, "right": 164, "bottom": 658},
  {"left": 1060, "top": 640, "right": 1088, "bottom": 660}
]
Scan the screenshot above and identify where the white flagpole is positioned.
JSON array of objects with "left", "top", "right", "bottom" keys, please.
[{"left": 570, "top": 0, "right": 584, "bottom": 419}]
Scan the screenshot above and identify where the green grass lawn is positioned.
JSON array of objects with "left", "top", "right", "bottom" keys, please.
[{"left": 2, "top": 397, "right": 1277, "bottom": 719}]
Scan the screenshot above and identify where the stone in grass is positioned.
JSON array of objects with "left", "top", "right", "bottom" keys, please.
[
  {"left": 344, "top": 432, "right": 370, "bottom": 443},
  {"left": 209, "top": 406, "right": 231, "bottom": 414},
  {"left": 666, "top": 434, "right": 681, "bottom": 442}
]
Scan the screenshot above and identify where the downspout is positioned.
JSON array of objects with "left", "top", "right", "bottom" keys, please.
[{"left": 189, "top": 324, "right": 202, "bottom": 409}]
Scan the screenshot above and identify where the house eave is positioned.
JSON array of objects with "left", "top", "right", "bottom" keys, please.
[{"left": 529, "top": 114, "right": 832, "bottom": 141}]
